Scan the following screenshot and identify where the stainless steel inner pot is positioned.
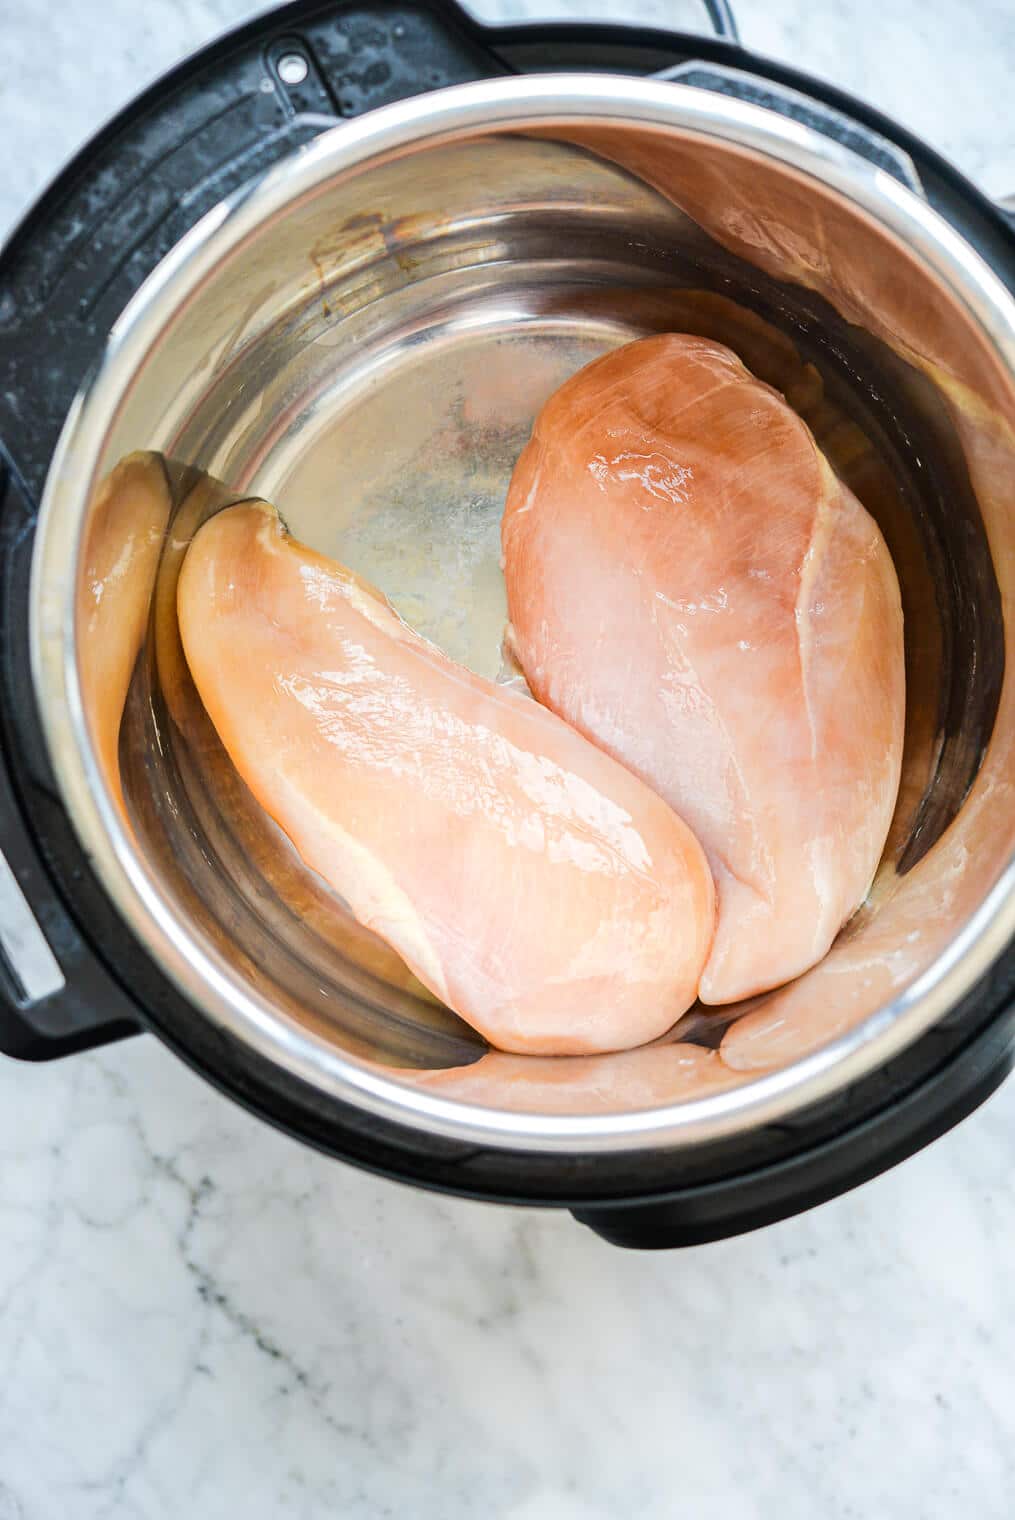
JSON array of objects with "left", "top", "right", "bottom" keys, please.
[{"left": 31, "top": 75, "right": 1015, "bottom": 1151}]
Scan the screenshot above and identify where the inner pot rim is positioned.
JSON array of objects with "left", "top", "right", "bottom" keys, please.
[{"left": 30, "top": 73, "right": 1015, "bottom": 1154}]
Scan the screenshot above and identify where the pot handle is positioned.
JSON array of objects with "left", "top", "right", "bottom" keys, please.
[
  {"left": 0, "top": 791, "right": 141, "bottom": 1062},
  {"left": 0, "top": 450, "right": 141, "bottom": 1061},
  {"left": 578, "top": 0, "right": 741, "bottom": 43},
  {"left": 655, "top": 58, "right": 923, "bottom": 192},
  {"left": 472, "top": 2, "right": 738, "bottom": 76},
  {"left": 697, "top": 0, "right": 739, "bottom": 43}
]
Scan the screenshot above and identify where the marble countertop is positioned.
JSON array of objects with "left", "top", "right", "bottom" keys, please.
[{"left": 2, "top": 3, "right": 1014, "bottom": 1516}]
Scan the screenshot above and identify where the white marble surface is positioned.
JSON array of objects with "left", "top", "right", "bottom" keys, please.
[{"left": 1, "top": 3, "right": 1015, "bottom": 1516}]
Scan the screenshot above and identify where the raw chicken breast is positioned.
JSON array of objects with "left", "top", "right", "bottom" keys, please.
[
  {"left": 178, "top": 502, "right": 715, "bottom": 1055},
  {"left": 502, "top": 334, "right": 905, "bottom": 1004},
  {"left": 404, "top": 1042, "right": 745, "bottom": 1115},
  {"left": 79, "top": 451, "right": 171, "bottom": 808},
  {"left": 150, "top": 472, "right": 444, "bottom": 1012}
]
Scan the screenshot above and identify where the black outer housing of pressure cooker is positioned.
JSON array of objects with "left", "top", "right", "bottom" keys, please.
[{"left": 1, "top": 0, "right": 1013, "bottom": 1248}]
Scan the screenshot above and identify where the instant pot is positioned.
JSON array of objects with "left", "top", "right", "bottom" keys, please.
[{"left": 2, "top": 0, "right": 1013, "bottom": 1248}]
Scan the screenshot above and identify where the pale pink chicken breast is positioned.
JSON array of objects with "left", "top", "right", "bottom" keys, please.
[
  {"left": 79, "top": 452, "right": 171, "bottom": 808},
  {"left": 178, "top": 502, "right": 715, "bottom": 1055},
  {"left": 404, "top": 1042, "right": 746, "bottom": 1115},
  {"left": 502, "top": 333, "right": 905, "bottom": 1004}
]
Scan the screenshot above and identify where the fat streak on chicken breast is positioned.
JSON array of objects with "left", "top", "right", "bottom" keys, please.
[
  {"left": 178, "top": 501, "right": 715, "bottom": 1055},
  {"left": 502, "top": 333, "right": 905, "bottom": 1004}
]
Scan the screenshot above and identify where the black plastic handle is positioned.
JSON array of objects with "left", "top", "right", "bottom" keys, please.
[
  {"left": 485, "top": 0, "right": 740, "bottom": 61},
  {"left": 0, "top": 450, "right": 141, "bottom": 1060}
]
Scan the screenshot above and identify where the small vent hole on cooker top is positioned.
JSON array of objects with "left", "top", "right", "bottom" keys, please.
[{"left": 277, "top": 53, "right": 309, "bottom": 87}]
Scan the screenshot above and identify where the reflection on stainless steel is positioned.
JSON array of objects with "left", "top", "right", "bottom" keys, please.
[
  {"left": 78, "top": 451, "right": 170, "bottom": 810},
  {"left": 32, "top": 78, "right": 1015, "bottom": 1149},
  {"left": 402, "top": 1041, "right": 749, "bottom": 1115}
]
